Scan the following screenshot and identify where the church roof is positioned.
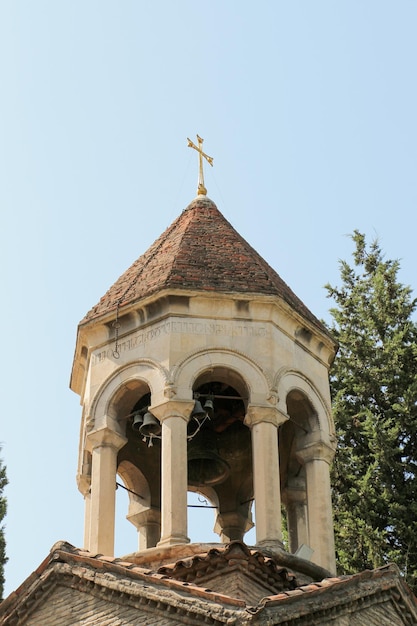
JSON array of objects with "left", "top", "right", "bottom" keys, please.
[
  {"left": 2, "top": 541, "right": 417, "bottom": 625},
  {"left": 155, "top": 541, "right": 298, "bottom": 606},
  {"left": 81, "top": 195, "right": 327, "bottom": 336}
]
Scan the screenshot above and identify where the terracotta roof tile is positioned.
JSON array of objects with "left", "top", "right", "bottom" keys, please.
[
  {"left": 81, "top": 196, "right": 328, "bottom": 335},
  {"left": 260, "top": 564, "right": 417, "bottom": 608},
  {"left": 3, "top": 542, "right": 417, "bottom": 624},
  {"left": 157, "top": 541, "right": 295, "bottom": 585}
]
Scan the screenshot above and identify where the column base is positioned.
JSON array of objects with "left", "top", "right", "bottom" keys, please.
[
  {"left": 157, "top": 534, "right": 190, "bottom": 548},
  {"left": 255, "top": 538, "right": 285, "bottom": 553}
]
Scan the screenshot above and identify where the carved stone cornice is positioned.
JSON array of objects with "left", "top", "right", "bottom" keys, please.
[
  {"left": 86, "top": 426, "right": 127, "bottom": 453},
  {"left": 296, "top": 441, "right": 335, "bottom": 465},
  {"left": 150, "top": 399, "right": 195, "bottom": 423},
  {"left": 244, "top": 405, "right": 289, "bottom": 428}
]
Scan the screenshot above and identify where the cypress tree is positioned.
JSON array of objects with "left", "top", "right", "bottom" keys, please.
[{"left": 326, "top": 231, "right": 417, "bottom": 590}]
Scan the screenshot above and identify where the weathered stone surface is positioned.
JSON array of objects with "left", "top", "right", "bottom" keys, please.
[
  {"left": 21, "top": 585, "right": 176, "bottom": 626},
  {"left": 2, "top": 542, "right": 417, "bottom": 626}
]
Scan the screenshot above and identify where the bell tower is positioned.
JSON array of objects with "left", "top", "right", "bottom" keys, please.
[{"left": 70, "top": 138, "right": 338, "bottom": 574}]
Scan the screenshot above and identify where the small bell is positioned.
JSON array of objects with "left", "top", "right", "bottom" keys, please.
[
  {"left": 132, "top": 411, "right": 144, "bottom": 432},
  {"left": 203, "top": 398, "right": 214, "bottom": 418},
  {"left": 139, "top": 412, "right": 162, "bottom": 437},
  {"left": 191, "top": 400, "right": 206, "bottom": 421}
]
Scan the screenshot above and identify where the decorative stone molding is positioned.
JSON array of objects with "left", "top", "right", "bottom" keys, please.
[
  {"left": 256, "top": 538, "right": 285, "bottom": 553},
  {"left": 150, "top": 399, "right": 194, "bottom": 423},
  {"left": 275, "top": 369, "right": 334, "bottom": 437},
  {"left": 296, "top": 441, "right": 336, "bottom": 466},
  {"left": 245, "top": 405, "right": 288, "bottom": 428},
  {"left": 77, "top": 473, "right": 91, "bottom": 497},
  {"left": 171, "top": 345, "right": 271, "bottom": 391},
  {"left": 86, "top": 426, "right": 127, "bottom": 453},
  {"left": 172, "top": 347, "right": 270, "bottom": 405},
  {"left": 127, "top": 508, "right": 161, "bottom": 550},
  {"left": 282, "top": 485, "right": 306, "bottom": 505},
  {"left": 127, "top": 507, "right": 161, "bottom": 527},
  {"left": 214, "top": 511, "right": 254, "bottom": 543},
  {"left": 89, "top": 360, "right": 169, "bottom": 427}
]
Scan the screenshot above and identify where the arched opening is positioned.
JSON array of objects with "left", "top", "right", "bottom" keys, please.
[
  {"left": 107, "top": 365, "right": 259, "bottom": 552},
  {"left": 115, "top": 478, "right": 137, "bottom": 556},
  {"left": 279, "top": 390, "right": 317, "bottom": 554},
  {"left": 187, "top": 369, "right": 254, "bottom": 544},
  {"left": 114, "top": 382, "right": 162, "bottom": 552},
  {"left": 187, "top": 485, "right": 219, "bottom": 543}
]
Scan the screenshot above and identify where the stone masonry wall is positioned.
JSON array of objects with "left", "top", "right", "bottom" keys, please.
[{"left": 24, "top": 585, "right": 193, "bottom": 626}]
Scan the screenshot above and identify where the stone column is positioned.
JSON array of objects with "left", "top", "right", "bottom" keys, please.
[
  {"left": 283, "top": 484, "right": 309, "bottom": 554},
  {"left": 86, "top": 427, "right": 127, "bottom": 555},
  {"left": 245, "top": 406, "right": 288, "bottom": 550},
  {"left": 77, "top": 474, "right": 92, "bottom": 550},
  {"left": 127, "top": 508, "right": 161, "bottom": 551},
  {"left": 151, "top": 400, "right": 194, "bottom": 547},
  {"left": 296, "top": 441, "right": 336, "bottom": 573},
  {"left": 77, "top": 451, "right": 92, "bottom": 550}
]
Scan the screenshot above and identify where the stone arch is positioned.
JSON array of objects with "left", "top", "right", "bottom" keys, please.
[
  {"left": 89, "top": 364, "right": 167, "bottom": 551},
  {"left": 173, "top": 348, "right": 271, "bottom": 405},
  {"left": 90, "top": 360, "right": 169, "bottom": 435},
  {"left": 276, "top": 369, "right": 336, "bottom": 560},
  {"left": 187, "top": 486, "right": 221, "bottom": 546},
  {"left": 173, "top": 349, "right": 262, "bottom": 544},
  {"left": 117, "top": 460, "right": 162, "bottom": 551},
  {"left": 188, "top": 484, "right": 219, "bottom": 508},
  {"left": 117, "top": 460, "right": 151, "bottom": 512},
  {"left": 275, "top": 369, "right": 334, "bottom": 438}
]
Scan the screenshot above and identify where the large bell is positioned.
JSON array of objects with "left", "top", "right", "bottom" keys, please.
[
  {"left": 139, "top": 412, "right": 162, "bottom": 437},
  {"left": 188, "top": 427, "right": 230, "bottom": 486}
]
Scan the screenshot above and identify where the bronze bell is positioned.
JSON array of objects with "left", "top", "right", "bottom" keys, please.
[
  {"left": 139, "top": 412, "right": 162, "bottom": 437},
  {"left": 188, "top": 427, "right": 230, "bottom": 486},
  {"left": 191, "top": 400, "right": 206, "bottom": 420},
  {"left": 203, "top": 398, "right": 214, "bottom": 418},
  {"left": 132, "top": 411, "right": 144, "bottom": 431}
]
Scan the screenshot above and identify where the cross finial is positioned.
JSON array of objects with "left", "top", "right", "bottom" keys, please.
[{"left": 187, "top": 134, "right": 213, "bottom": 196}]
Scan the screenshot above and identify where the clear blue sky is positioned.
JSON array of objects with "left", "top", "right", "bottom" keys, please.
[{"left": 1, "top": 1, "right": 416, "bottom": 597}]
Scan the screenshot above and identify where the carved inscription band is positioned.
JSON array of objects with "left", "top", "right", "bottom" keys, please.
[{"left": 93, "top": 321, "right": 269, "bottom": 364}]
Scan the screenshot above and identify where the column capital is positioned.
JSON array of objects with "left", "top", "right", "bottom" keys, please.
[
  {"left": 296, "top": 441, "right": 335, "bottom": 465},
  {"left": 77, "top": 473, "right": 91, "bottom": 496},
  {"left": 127, "top": 507, "right": 161, "bottom": 529},
  {"left": 282, "top": 485, "right": 306, "bottom": 505},
  {"left": 86, "top": 426, "right": 127, "bottom": 452},
  {"left": 244, "top": 405, "right": 288, "bottom": 428},
  {"left": 214, "top": 511, "right": 254, "bottom": 542},
  {"left": 150, "top": 399, "right": 194, "bottom": 423}
]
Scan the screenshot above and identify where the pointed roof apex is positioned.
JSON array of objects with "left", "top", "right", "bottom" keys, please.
[{"left": 81, "top": 196, "right": 328, "bottom": 338}]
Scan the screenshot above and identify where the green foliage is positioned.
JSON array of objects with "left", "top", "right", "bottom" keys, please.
[
  {"left": 326, "top": 231, "right": 417, "bottom": 591},
  {"left": 0, "top": 450, "right": 7, "bottom": 601}
]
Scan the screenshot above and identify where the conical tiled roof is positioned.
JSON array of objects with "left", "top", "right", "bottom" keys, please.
[{"left": 81, "top": 196, "right": 325, "bottom": 332}]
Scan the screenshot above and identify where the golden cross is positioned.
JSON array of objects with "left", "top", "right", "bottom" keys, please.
[{"left": 187, "top": 134, "right": 213, "bottom": 196}]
